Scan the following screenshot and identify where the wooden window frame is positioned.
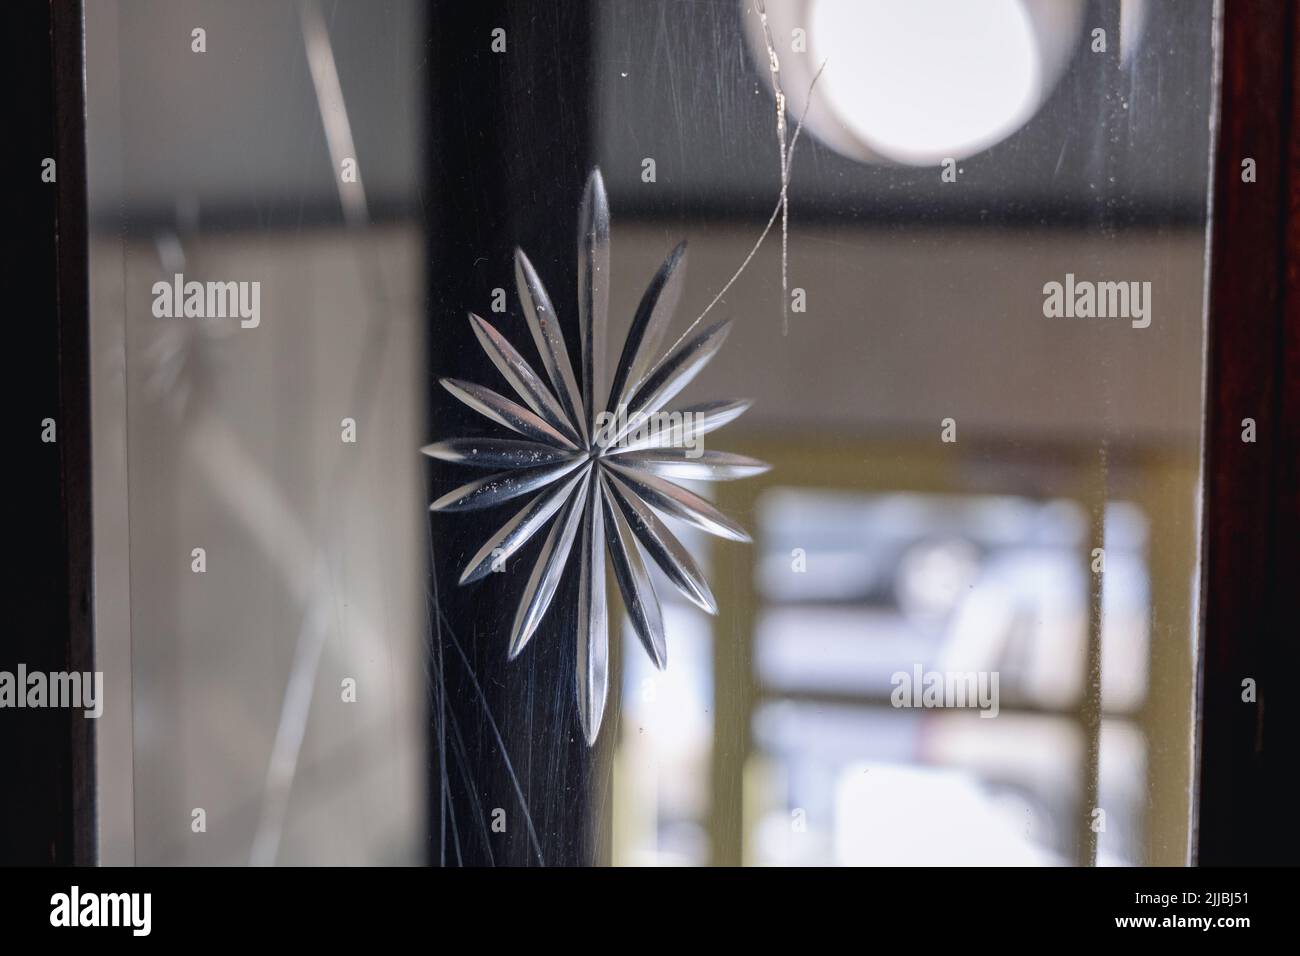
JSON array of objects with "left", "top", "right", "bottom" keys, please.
[{"left": 1194, "top": 0, "right": 1300, "bottom": 867}]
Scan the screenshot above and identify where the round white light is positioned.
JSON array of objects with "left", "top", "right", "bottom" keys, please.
[
  {"left": 814, "top": 0, "right": 1039, "bottom": 165},
  {"left": 745, "top": 0, "right": 1085, "bottom": 167}
]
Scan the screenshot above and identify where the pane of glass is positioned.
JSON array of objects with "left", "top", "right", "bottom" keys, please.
[
  {"left": 87, "top": 0, "right": 426, "bottom": 865},
  {"left": 85, "top": 0, "right": 1216, "bottom": 866}
]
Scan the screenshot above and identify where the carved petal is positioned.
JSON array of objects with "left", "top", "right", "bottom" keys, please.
[
  {"left": 509, "top": 471, "right": 591, "bottom": 659},
  {"left": 605, "top": 462, "right": 751, "bottom": 541},
  {"left": 421, "top": 438, "right": 578, "bottom": 470},
  {"left": 575, "top": 477, "right": 608, "bottom": 744},
  {"left": 603, "top": 470, "right": 717, "bottom": 614},
  {"left": 600, "top": 473, "right": 666, "bottom": 670},
  {"left": 441, "top": 378, "right": 578, "bottom": 450},
  {"left": 604, "top": 448, "right": 769, "bottom": 481},
  {"left": 578, "top": 169, "right": 610, "bottom": 435},
  {"left": 469, "top": 312, "right": 580, "bottom": 446},
  {"left": 430, "top": 458, "right": 585, "bottom": 512},
  {"left": 515, "top": 249, "right": 587, "bottom": 443},
  {"left": 458, "top": 469, "right": 588, "bottom": 585}
]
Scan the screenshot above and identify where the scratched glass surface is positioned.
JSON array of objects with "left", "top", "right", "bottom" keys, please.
[{"left": 84, "top": 1, "right": 1216, "bottom": 865}]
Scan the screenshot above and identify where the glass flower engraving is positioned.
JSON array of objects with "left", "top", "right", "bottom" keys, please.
[{"left": 423, "top": 168, "right": 768, "bottom": 744}]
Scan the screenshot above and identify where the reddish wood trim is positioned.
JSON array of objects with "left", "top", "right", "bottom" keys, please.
[{"left": 1196, "top": 0, "right": 1300, "bottom": 866}]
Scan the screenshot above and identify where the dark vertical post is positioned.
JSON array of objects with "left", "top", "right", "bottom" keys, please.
[
  {"left": 424, "top": 1, "right": 598, "bottom": 866},
  {"left": 0, "top": 0, "right": 96, "bottom": 865},
  {"left": 1196, "top": 0, "right": 1300, "bottom": 865}
]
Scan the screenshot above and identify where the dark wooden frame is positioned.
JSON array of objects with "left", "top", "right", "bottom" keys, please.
[
  {"left": 1196, "top": 0, "right": 1300, "bottom": 866},
  {"left": 0, "top": 0, "right": 95, "bottom": 866}
]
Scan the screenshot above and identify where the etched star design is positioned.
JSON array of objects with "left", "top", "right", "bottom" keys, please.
[{"left": 423, "top": 169, "right": 768, "bottom": 744}]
